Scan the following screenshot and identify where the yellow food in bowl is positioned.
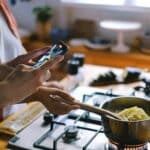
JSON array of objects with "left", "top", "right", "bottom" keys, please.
[{"left": 118, "top": 106, "right": 150, "bottom": 121}]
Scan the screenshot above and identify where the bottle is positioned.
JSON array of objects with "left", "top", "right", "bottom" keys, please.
[
  {"left": 60, "top": 60, "right": 79, "bottom": 91},
  {"left": 72, "top": 53, "right": 85, "bottom": 85},
  {"left": 72, "top": 53, "right": 85, "bottom": 67}
]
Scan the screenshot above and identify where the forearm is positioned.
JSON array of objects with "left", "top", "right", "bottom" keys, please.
[
  {"left": 0, "top": 78, "right": 38, "bottom": 108},
  {"left": 0, "top": 80, "right": 29, "bottom": 108},
  {"left": 0, "top": 64, "right": 13, "bottom": 81},
  {"left": 0, "top": 81, "right": 13, "bottom": 108}
]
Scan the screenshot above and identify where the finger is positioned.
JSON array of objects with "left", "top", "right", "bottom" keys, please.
[
  {"left": 5, "top": 64, "right": 32, "bottom": 80},
  {"left": 40, "top": 55, "right": 64, "bottom": 71},
  {"left": 38, "top": 86, "right": 76, "bottom": 103},
  {"left": 57, "top": 104, "right": 79, "bottom": 114},
  {"left": 16, "top": 64, "right": 26, "bottom": 70},
  {"left": 48, "top": 89, "right": 76, "bottom": 103},
  {"left": 42, "top": 81, "right": 64, "bottom": 90},
  {"left": 21, "top": 47, "right": 51, "bottom": 62},
  {"left": 49, "top": 100, "right": 79, "bottom": 115},
  {"left": 26, "top": 60, "right": 35, "bottom": 66},
  {"left": 50, "top": 95, "right": 80, "bottom": 108},
  {"left": 41, "top": 70, "right": 51, "bottom": 81},
  {"left": 16, "top": 64, "right": 32, "bottom": 71}
]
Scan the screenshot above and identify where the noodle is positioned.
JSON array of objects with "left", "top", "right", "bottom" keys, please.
[{"left": 118, "top": 106, "right": 150, "bottom": 121}]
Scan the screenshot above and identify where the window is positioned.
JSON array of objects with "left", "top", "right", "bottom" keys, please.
[
  {"left": 61, "top": 0, "right": 150, "bottom": 8},
  {"left": 131, "top": 0, "right": 150, "bottom": 8}
]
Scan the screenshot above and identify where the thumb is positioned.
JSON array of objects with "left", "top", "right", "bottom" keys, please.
[{"left": 16, "top": 64, "right": 33, "bottom": 71}]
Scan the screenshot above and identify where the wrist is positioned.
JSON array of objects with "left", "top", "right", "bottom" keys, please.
[
  {"left": 24, "top": 87, "right": 43, "bottom": 103},
  {"left": 33, "top": 87, "right": 48, "bottom": 104}
]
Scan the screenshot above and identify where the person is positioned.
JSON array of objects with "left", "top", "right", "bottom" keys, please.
[
  {"left": 0, "top": 49, "right": 79, "bottom": 119},
  {"left": 0, "top": 0, "right": 79, "bottom": 119}
]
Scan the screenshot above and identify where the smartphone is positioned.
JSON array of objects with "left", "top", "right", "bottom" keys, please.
[{"left": 33, "top": 41, "right": 68, "bottom": 68}]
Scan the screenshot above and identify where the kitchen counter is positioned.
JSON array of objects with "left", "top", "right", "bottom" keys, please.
[
  {"left": 0, "top": 64, "right": 147, "bottom": 149},
  {"left": 69, "top": 45, "right": 150, "bottom": 70}
]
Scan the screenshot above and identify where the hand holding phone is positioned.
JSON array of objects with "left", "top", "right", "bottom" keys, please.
[{"left": 33, "top": 41, "right": 68, "bottom": 69}]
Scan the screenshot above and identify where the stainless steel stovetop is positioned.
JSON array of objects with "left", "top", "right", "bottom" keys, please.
[{"left": 8, "top": 86, "right": 150, "bottom": 150}]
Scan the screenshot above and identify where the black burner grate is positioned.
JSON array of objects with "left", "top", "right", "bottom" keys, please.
[{"left": 33, "top": 117, "right": 104, "bottom": 150}]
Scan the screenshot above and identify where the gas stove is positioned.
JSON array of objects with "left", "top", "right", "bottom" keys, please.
[{"left": 8, "top": 86, "right": 150, "bottom": 150}]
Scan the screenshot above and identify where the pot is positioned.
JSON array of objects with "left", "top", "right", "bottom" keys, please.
[{"left": 101, "top": 97, "right": 150, "bottom": 145}]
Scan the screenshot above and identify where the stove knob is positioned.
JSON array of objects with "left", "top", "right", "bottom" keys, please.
[{"left": 43, "top": 112, "right": 53, "bottom": 124}]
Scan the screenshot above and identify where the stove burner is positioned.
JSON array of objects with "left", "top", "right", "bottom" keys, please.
[
  {"left": 105, "top": 141, "right": 148, "bottom": 150},
  {"left": 43, "top": 112, "right": 54, "bottom": 125},
  {"left": 63, "top": 125, "right": 80, "bottom": 143}
]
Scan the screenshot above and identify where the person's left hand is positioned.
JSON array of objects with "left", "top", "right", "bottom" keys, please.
[
  {"left": 27, "top": 86, "right": 80, "bottom": 115},
  {"left": 7, "top": 47, "right": 50, "bottom": 67}
]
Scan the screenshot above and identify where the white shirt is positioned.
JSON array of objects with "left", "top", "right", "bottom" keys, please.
[
  {"left": 0, "top": 12, "right": 27, "bottom": 118},
  {"left": 0, "top": 12, "right": 26, "bottom": 63}
]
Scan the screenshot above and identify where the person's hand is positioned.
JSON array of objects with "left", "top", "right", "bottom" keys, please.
[
  {"left": 42, "top": 81, "right": 64, "bottom": 90},
  {"left": 2, "top": 56, "right": 64, "bottom": 106},
  {"left": 27, "top": 86, "right": 80, "bottom": 115},
  {"left": 6, "top": 46, "right": 65, "bottom": 87},
  {"left": 0, "top": 47, "right": 52, "bottom": 82},
  {"left": 7, "top": 47, "right": 50, "bottom": 67}
]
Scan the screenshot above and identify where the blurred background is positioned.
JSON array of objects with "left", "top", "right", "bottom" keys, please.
[
  {"left": 10, "top": 0, "right": 150, "bottom": 44},
  {"left": 8, "top": 0, "right": 150, "bottom": 79}
]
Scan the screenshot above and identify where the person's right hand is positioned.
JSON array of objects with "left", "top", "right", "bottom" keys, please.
[
  {"left": 26, "top": 86, "right": 80, "bottom": 115},
  {"left": 3, "top": 55, "right": 64, "bottom": 106}
]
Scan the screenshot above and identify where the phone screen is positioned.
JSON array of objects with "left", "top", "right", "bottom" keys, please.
[{"left": 33, "top": 41, "right": 68, "bottom": 68}]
